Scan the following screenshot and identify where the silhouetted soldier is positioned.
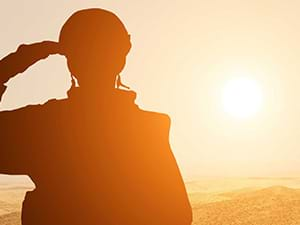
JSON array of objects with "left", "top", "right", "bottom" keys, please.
[{"left": 0, "top": 8, "right": 192, "bottom": 225}]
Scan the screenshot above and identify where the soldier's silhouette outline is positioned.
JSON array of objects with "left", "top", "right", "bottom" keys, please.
[
  {"left": 116, "top": 74, "right": 130, "bottom": 89},
  {"left": 0, "top": 8, "right": 192, "bottom": 225}
]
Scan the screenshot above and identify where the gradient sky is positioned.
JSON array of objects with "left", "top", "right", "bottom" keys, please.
[{"left": 1, "top": 0, "right": 300, "bottom": 180}]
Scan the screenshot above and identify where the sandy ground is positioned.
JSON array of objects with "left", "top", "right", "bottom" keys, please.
[
  {"left": 186, "top": 177, "right": 300, "bottom": 225},
  {"left": 1, "top": 177, "right": 300, "bottom": 225}
]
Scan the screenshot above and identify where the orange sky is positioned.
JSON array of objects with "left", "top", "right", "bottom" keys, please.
[{"left": 1, "top": 0, "right": 300, "bottom": 179}]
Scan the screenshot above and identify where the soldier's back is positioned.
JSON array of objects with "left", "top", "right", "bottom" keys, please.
[{"left": 2, "top": 89, "right": 191, "bottom": 225}]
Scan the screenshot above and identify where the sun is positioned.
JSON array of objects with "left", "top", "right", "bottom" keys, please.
[{"left": 222, "top": 78, "right": 263, "bottom": 119}]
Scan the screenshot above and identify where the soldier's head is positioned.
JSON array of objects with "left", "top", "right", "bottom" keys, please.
[{"left": 59, "top": 8, "right": 131, "bottom": 92}]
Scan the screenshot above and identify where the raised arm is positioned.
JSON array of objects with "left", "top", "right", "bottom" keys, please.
[
  {"left": 0, "top": 41, "right": 59, "bottom": 174},
  {"left": 0, "top": 41, "right": 60, "bottom": 98}
]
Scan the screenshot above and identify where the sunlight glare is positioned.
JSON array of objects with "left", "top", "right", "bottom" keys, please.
[{"left": 222, "top": 78, "right": 263, "bottom": 119}]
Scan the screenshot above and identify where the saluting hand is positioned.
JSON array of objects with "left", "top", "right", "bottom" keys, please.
[
  {"left": 0, "top": 41, "right": 61, "bottom": 100},
  {"left": 17, "top": 41, "right": 61, "bottom": 57}
]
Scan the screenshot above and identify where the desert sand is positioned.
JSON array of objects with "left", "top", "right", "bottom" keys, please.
[
  {"left": 1, "top": 177, "right": 300, "bottom": 225},
  {"left": 187, "top": 178, "right": 300, "bottom": 225}
]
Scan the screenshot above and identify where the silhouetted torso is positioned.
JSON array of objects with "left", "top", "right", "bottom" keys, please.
[{"left": 0, "top": 88, "right": 191, "bottom": 225}]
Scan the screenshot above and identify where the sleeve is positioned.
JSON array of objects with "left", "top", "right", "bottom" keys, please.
[
  {"left": 0, "top": 42, "right": 56, "bottom": 84},
  {"left": 133, "top": 110, "right": 193, "bottom": 225},
  {"left": 0, "top": 108, "right": 32, "bottom": 175}
]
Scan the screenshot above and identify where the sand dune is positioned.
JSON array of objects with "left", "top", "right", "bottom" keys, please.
[
  {"left": 1, "top": 178, "right": 300, "bottom": 225},
  {"left": 191, "top": 185, "right": 300, "bottom": 225},
  {"left": 0, "top": 212, "right": 21, "bottom": 225}
]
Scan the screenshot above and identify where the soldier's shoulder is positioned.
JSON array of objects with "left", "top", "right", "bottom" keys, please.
[{"left": 137, "top": 108, "right": 171, "bottom": 126}]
